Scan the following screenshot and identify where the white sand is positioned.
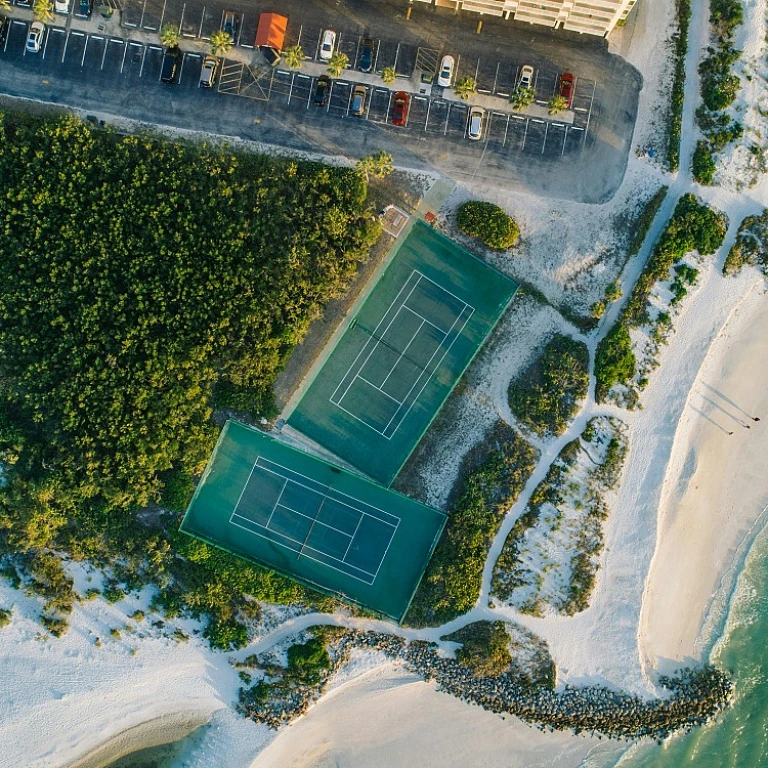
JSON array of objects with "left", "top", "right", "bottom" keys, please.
[
  {"left": 252, "top": 662, "right": 626, "bottom": 768},
  {"left": 639, "top": 286, "right": 768, "bottom": 672}
]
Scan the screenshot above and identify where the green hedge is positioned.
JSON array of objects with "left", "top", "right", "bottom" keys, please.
[
  {"left": 508, "top": 334, "right": 589, "bottom": 437},
  {"left": 405, "top": 421, "right": 538, "bottom": 627},
  {"left": 457, "top": 201, "right": 520, "bottom": 250},
  {"left": 667, "top": 0, "right": 691, "bottom": 171}
]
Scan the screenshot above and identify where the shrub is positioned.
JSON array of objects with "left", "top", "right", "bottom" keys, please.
[
  {"left": 444, "top": 621, "right": 512, "bottom": 678},
  {"left": 457, "top": 201, "right": 519, "bottom": 250},
  {"left": 286, "top": 637, "right": 331, "bottom": 683},
  {"left": 627, "top": 187, "right": 668, "bottom": 258},
  {"left": 405, "top": 422, "right": 538, "bottom": 627},
  {"left": 595, "top": 323, "right": 636, "bottom": 401},
  {"left": 508, "top": 334, "right": 590, "bottom": 437},
  {"left": 667, "top": 0, "right": 691, "bottom": 171},
  {"left": 692, "top": 141, "right": 717, "bottom": 185},
  {"left": 0, "top": 608, "right": 11, "bottom": 629}
]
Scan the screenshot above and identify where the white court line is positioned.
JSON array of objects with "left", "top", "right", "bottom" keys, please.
[
  {"left": 342, "top": 516, "right": 364, "bottom": 560},
  {"left": 379, "top": 318, "right": 425, "bottom": 390},
  {"left": 370, "top": 517, "right": 401, "bottom": 582},
  {"left": 228, "top": 460, "right": 259, "bottom": 523},
  {"left": 273, "top": 502, "right": 354, "bottom": 539},
  {"left": 254, "top": 457, "right": 397, "bottom": 524},
  {"left": 229, "top": 517, "right": 378, "bottom": 584},
  {"left": 357, "top": 377, "right": 402, "bottom": 404},
  {"left": 402, "top": 304, "right": 449, "bottom": 335},
  {"left": 263, "top": 477, "right": 288, "bottom": 529},
  {"left": 330, "top": 269, "right": 476, "bottom": 439},
  {"left": 382, "top": 304, "right": 474, "bottom": 437},
  {"left": 330, "top": 271, "right": 422, "bottom": 406}
]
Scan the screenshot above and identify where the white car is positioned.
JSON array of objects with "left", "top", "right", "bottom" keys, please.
[
  {"left": 437, "top": 54, "right": 454, "bottom": 87},
  {"left": 54, "top": 0, "right": 70, "bottom": 13},
  {"left": 518, "top": 64, "right": 534, "bottom": 90},
  {"left": 319, "top": 29, "right": 336, "bottom": 61},
  {"left": 26, "top": 21, "right": 44, "bottom": 54},
  {"left": 467, "top": 106, "right": 485, "bottom": 141}
]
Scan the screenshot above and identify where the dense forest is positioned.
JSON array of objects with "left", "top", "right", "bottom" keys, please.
[{"left": 0, "top": 112, "right": 381, "bottom": 645}]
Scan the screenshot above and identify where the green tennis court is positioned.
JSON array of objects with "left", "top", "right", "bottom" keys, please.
[
  {"left": 180, "top": 420, "right": 447, "bottom": 621},
  {"left": 287, "top": 221, "right": 519, "bottom": 485}
]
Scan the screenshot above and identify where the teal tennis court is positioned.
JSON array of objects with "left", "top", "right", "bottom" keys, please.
[
  {"left": 287, "top": 221, "right": 519, "bottom": 485},
  {"left": 181, "top": 420, "right": 447, "bottom": 621}
]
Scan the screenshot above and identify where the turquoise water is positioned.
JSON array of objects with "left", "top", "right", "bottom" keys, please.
[
  {"left": 106, "top": 724, "right": 210, "bottom": 768},
  {"left": 614, "top": 516, "right": 768, "bottom": 768}
]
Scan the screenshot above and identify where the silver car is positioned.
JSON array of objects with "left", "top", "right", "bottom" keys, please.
[
  {"left": 26, "top": 22, "right": 45, "bottom": 54},
  {"left": 467, "top": 106, "right": 485, "bottom": 140}
]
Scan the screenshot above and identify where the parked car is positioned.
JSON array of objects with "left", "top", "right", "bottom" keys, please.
[
  {"left": 359, "top": 37, "right": 374, "bottom": 72},
  {"left": 391, "top": 91, "right": 409, "bottom": 126},
  {"left": 0, "top": 15, "right": 9, "bottom": 48},
  {"left": 15, "top": 0, "right": 31, "bottom": 7},
  {"left": 26, "top": 22, "right": 45, "bottom": 54},
  {"left": 200, "top": 55, "right": 217, "bottom": 88},
  {"left": 319, "top": 29, "right": 336, "bottom": 61},
  {"left": 467, "top": 106, "right": 485, "bottom": 140},
  {"left": 437, "top": 55, "right": 454, "bottom": 87},
  {"left": 160, "top": 46, "right": 182, "bottom": 84},
  {"left": 558, "top": 72, "right": 575, "bottom": 108},
  {"left": 222, "top": 10, "right": 238, "bottom": 42},
  {"left": 76, "top": 0, "right": 93, "bottom": 18},
  {"left": 518, "top": 64, "right": 534, "bottom": 90},
  {"left": 351, "top": 84, "right": 367, "bottom": 116},
  {"left": 54, "top": 0, "right": 70, "bottom": 14},
  {"left": 313, "top": 75, "right": 331, "bottom": 106}
]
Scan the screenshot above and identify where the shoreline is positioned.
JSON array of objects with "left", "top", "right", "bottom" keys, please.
[
  {"left": 65, "top": 710, "right": 212, "bottom": 768},
  {"left": 638, "top": 280, "right": 768, "bottom": 675}
]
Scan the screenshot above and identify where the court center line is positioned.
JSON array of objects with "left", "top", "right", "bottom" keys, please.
[
  {"left": 229, "top": 517, "right": 378, "bottom": 584},
  {"left": 330, "top": 271, "right": 422, "bottom": 406},
  {"left": 254, "top": 457, "right": 398, "bottom": 524}
]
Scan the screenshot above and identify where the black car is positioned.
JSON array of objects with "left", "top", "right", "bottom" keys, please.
[
  {"left": 161, "top": 46, "right": 182, "bottom": 84},
  {"left": 0, "top": 15, "right": 9, "bottom": 48},
  {"left": 76, "top": 0, "right": 92, "bottom": 18},
  {"left": 313, "top": 75, "right": 330, "bottom": 107},
  {"left": 359, "top": 38, "right": 374, "bottom": 73}
]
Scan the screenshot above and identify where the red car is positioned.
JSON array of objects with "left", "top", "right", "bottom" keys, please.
[
  {"left": 391, "top": 91, "right": 409, "bottom": 126},
  {"left": 559, "top": 72, "right": 575, "bottom": 108}
]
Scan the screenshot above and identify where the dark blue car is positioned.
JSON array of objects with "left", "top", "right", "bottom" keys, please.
[{"left": 359, "top": 38, "right": 374, "bottom": 73}]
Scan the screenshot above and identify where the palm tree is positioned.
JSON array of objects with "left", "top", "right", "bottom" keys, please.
[
  {"left": 510, "top": 86, "right": 535, "bottom": 111},
  {"left": 282, "top": 45, "right": 304, "bottom": 70},
  {"left": 159, "top": 24, "right": 180, "bottom": 49},
  {"left": 33, "top": 0, "right": 54, "bottom": 23},
  {"left": 381, "top": 66, "right": 396, "bottom": 86},
  {"left": 453, "top": 76, "right": 477, "bottom": 101},
  {"left": 0, "top": 0, "right": 11, "bottom": 11},
  {"left": 326, "top": 51, "right": 349, "bottom": 78},
  {"left": 356, "top": 151, "right": 394, "bottom": 180},
  {"left": 209, "top": 30, "right": 232, "bottom": 57},
  {"left": 547, "top": 95, "right": 568, "bottom": 115}
]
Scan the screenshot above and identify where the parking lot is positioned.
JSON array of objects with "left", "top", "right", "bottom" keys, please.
[{"left": 0, "top": 0, "right": 639, "bottom": 202}]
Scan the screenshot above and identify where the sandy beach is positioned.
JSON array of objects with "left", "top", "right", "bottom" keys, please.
[
  {"left": 252, "top": 662, "right": 626, "bottom": 768},
  {"left": 639, "top": 285, "right": 768, "bottom": 672}
]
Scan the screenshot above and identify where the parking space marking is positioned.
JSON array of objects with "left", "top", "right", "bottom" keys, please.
[
  {"left": 542, "top": 121, "right": 548, "bottom": 154},
  {"left": 178, "top": 52, "right": 186, "bottom": 84},
  {"left": 561, "top": 126, "right": 569, "bottom": 159},
  {"left": 81, "top": 35, "right": 92, "bottom": 67},
  {"left": 583, "top": 81, "right": 597, "bottom": 146},
  {"left": 136, "top": 0, "right": 147, "bottom": 29},
  {"left": 124, "top": 41, "right": 143, "bottom": 73},
  {"left": 155, "top": 0, "right": 166, "bottom": 32},
  {"left": 521, "top": 118, "right": 529, "bottom": 152},
  {"left": 424, "top": 98, "right": 430, "bottom": 131}
]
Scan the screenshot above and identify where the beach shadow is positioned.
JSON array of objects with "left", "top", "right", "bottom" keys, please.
[
  {"left": 702, "top": 382, "right": 752, "bottom": 420},
  {"left": 689, "top": 405, "right": 732, "bottom": 434},
  {"left": 698, "top": 395, "right": 746, "bottom": 427}
]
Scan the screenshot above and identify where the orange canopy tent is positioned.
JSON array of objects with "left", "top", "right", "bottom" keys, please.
[{"left": 255, "top": 13, "right": 288, "bottom": 50}]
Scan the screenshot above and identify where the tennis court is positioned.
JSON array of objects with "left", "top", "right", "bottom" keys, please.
[
  {"left": 287, "top": 221, "right": 519, "bottom": 485},
  {"left": 181, "top": 420, "right": 447, "bottom": 621}
]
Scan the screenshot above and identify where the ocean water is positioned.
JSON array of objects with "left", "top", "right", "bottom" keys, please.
[{"left": 611, "top": 516, "right": 768, "bottom": 768}]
